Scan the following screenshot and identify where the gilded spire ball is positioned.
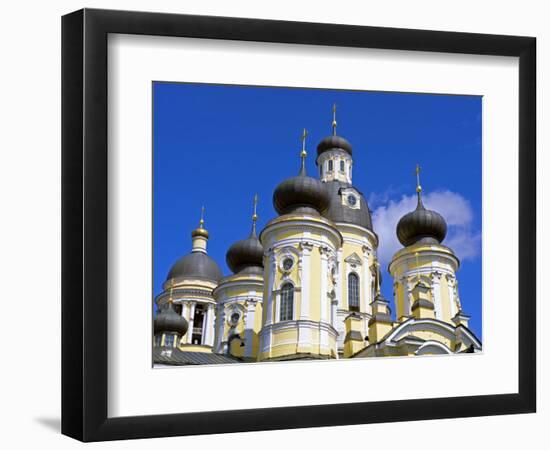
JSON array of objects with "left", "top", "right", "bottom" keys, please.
[
  {"left": 192, "top": 205, "right": 209, "bottom": 238},
  {"left": 199, "top": 205, "right": 205, "bottom": 228}
]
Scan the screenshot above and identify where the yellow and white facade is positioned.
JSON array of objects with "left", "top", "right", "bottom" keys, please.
[
  {"left": 258, "top": 213, "right": 342, "bottom": 360},
  {"left": 154, "top": 110, "right": 481, "bottom": 365}
]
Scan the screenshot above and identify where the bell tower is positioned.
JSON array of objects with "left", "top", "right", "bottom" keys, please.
[{"left": 316, "top": 104, "right": 354, "bottom": 184}]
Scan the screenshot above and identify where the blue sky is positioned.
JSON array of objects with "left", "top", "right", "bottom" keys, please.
[{"left": 153, "top": 82, "right": 482, "bottom": 339}]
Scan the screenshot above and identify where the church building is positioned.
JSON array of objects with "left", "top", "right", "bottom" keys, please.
[{"left": 153, "top": 106, "right": 481, "bottom": 366}]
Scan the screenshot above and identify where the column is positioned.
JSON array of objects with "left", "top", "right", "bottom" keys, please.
[
  {"left": 201, "top": 304, "right": 208, "bottom": 345},
  {"left": 337, "top": 249, "right": 344, "bottom": 308},
  {"left": 447, "top": 275, "right": 457, "bottom": 318},
  {"left": 203, "top": 303, "right": 215, "bottom": 346},
  {"left": 431, "top": 272, "right": 443, "bottom": 320},
  {"left": 265, "top": 251, "right": 277, "bottom": 326},
  {"left": 244, "top": 300, "right": 257, "bottom": 358},
  {"left": 331, "top": 298, "right": 338, "bottom": 329},
  {"left": 362, "top": 246, "right": 372, "bottom": 314},
  {"left": 213, "top": 303, "right": 224, "bottom": 352},
  {"left": 187, "top": 302, "right": 196, "bottom": 344},
  {"left": 299, "top": 243, "right": 313, "bottom": 320},
  {"left": 403, "top": 278, "right": 411, "bottom": 316},
  {"left": 320, "top": 247, "right": 329, "bottom": 323}
]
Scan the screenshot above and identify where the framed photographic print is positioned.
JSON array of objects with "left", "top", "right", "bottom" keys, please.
[{"left": 61, "top": 8, "right": 536, "bottom": 442}]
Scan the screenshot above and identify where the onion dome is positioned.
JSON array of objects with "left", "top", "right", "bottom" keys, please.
[
  {"left": 154, "top": 302, "right": 189, "bottom": 337},
  {"left": 167, "top": 253, "right": 222, "bottom": 282},
  {"left": 322, "top": 181, "right": 373, "bottom": 230},
  {"left": 317, "top": 135, "right": 353, "bottom": 157},
  {"left": 191, "top": 226, "right": 209, "bottom": 239},
  {"left": 396, "top": 165, "right": 447, "bottom": 247},
  {"left": 166, "top": 209, "right": 223, "bottom": 282},
  {"left": 316, "top": 104, "right": 353, "bottom": 157},
  {"left": 226, "top": 195, "right": 264, "bottom": 275},
  {"left": 273, "top": 129, "right": 330, "bottom": 215}
]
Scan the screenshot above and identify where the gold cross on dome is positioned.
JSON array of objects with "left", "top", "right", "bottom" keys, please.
[
  {"left": 300, "top": 128, "right": 308, "bottom": 157},
  {"left": 252, "top": 194, "right": 258, "bottom": 222},
  {"left": 332, "top": 103, "right": 337, "bottom": 135},
  {"left": 415, "top": 164, "right": 422, "bottom": 194},
  {"left": 199, "top": 206, "right": 205, "bottom": 228}
]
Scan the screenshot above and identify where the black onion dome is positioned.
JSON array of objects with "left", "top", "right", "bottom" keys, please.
[
  {"left": 154, "top": 304, "right": 189, "bottom": 336},
  {"left": 322, "top": 181, "right": 373, "bottom": 230},
  {"left": 226, "top": 227, "right": 264, "bottom": 275},
  {"left": 167, "top": 252, "right": 222, "bottom": 282},
  {"left": 273, "top": 161, "right": 330, "bottom": 215},
  {"left": 317, "top": 135, "right": 353, "bottom": 157},
  {"left": 396, "top": 196, "right": 447, "bottom": 247}
]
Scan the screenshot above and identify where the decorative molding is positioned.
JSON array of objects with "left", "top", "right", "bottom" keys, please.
[{"left": 345, "top": 252, "right": 363, "bottom": 267}]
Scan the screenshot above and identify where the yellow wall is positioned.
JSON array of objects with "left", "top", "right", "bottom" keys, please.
[
  {"left": 213, "top": 274, "right": 264, "bottom": 359},
  {"left": 389, "top": 243, "right": 460, "bottom": 325}
]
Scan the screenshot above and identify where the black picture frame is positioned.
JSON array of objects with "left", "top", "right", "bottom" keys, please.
[{"left": 61, "top": 8, "right": 536, "bottom": 442}]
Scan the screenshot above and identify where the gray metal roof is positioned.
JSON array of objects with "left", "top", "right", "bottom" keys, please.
[
  {"left": 396, "top": 197, "right": 447, "bottom": 246},
  {"left": 226, "top": 227, "right": 264, "bottom": 274},
  {"left": 273, "top": 164, "right": 330, "bottom": 216},
  {"left": 154, "top": 304, "right": 188, "bottom": 335},
  {"left": 166, "top": 251, "right": 223, "bottom": 282},
  {"left": 316, "top": 135, "right": 353, "bottom": 157},
  {"left": 153, "top": 347, "right": 243, "bottom": 365},
  {"left": 322, "top": 181, "right": 373, "bottom": 230}
]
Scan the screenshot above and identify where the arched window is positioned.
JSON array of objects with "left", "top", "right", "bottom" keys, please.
[
  {"left": 340, "top": 160, "right": 345, "bottom": 172},
  {"left": 348, "top": 273, "right": 360, "bottom": 312},
  {"left": 280, "top": 283, "right": 294, "bottom": 321},
  {"left": 328, "top": 160, "right": 333, "bottom": 171}
]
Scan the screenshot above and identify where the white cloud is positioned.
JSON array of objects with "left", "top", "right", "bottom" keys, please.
[{"left": 372, "top": 190, "right": 481, "bottom": 268}]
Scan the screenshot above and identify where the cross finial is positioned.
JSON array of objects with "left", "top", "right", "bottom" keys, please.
[
  {"left": 252, "top": 194, "right": 258, "bottom": 221},
  {"left": 300, "top": 128, "right": 308, "bottom": 157},
  {"left": 332, "top": 103, "right": 337, "bottom": 135},
  {"left": 251, "top": 194, "right": 258, "bottom": 235},
  {"left": 199, "top": 206, "right": 205, "bottom": 229},
  {"left": 415, "top": 164, "right": 422, "bottom": 195},
  {"left": 299, "top": 128, "right": 308, "bottom": 175}
]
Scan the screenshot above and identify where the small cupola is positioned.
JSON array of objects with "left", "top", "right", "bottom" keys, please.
[
  {"left": 396, "top": 165, "right": 447, "bottom": 247},
  {"left": 226, "top": 195, "right": 265, "bottom": 275}
]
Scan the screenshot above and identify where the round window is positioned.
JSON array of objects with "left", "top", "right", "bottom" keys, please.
[
  {"left": 282, "top": 257, "right": 294, "bottom": 271},
  {"left": 229, "top": 312, "right": 240, "bottom": 326},
  {"left": 347, "top": 194, "right": 357, "bottom": 206}
]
